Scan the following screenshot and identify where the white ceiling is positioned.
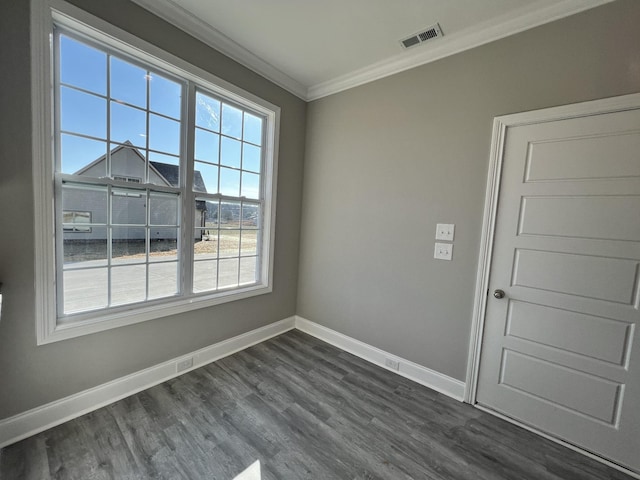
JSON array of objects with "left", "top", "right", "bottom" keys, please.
[{"left": 132, "top": 0, "right": 612, "bottom": 100}]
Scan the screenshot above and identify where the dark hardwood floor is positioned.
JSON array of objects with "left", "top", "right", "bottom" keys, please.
[{"left": 0, "top": 330, "right": 633, "bottom": 479}]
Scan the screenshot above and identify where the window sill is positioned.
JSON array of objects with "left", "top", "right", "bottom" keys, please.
[{"left": 39, "top": 284, "right": 272, "bottom": 344}]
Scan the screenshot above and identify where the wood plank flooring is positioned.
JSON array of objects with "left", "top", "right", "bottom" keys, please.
[{"left": 0, "top": 330, "right": 633, "bottom": 479}]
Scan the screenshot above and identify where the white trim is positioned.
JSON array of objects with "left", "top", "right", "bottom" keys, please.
[
  {"left": 485, "top": 92, "right": 640, "bottom": 127},
  {"left": 463, "top": 117, "right": 507, "bottom": 403},
  {"left": 31, "top": 0, "right": 58, "bottom": 345},
  {"left": 466, "top": 92, "right": 640, "bottom": 476},
  {"left": 45, "top": 286, "right": 275, "bottom": 344},
  {"left": 307, "top": 0, "right": 613, "bottom": 100},
  {"left": 475, "top": 405, "right": 640, "bottom": 479},
  {"left": 465, "top": 91, "right": 640, "bottom": 404},
  {"left": 130, "top": 0, "right": 307, "bottom": 100},
  {"left": 0, "top": 317, "right": 295, "bottom": 449},
  {"left": 295, "top": 316, "right": 465, "bottom": 401},
  {"left": 49, "top": 0, "right": 282, "bottom": 114},
  {"left": 130, "top": 0, "right": 613, "bottom": 102},
  {"left": 466, "top": 90, "right": 640, "bottom": 395},
  {"left": 32, "top": 0, "right": 281, "bottom": 344}
]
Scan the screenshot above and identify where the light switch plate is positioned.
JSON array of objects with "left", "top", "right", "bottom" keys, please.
[
  {"left": 435, "top": 223, "right": 455, "bottom": 241},
  {"left": 434, "top": 242, "right": 453, "bottom": 260}
]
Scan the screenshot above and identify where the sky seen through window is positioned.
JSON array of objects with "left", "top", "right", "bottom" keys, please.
[{"left": 59, "top": 34, "right": 263, "bottom": 198}]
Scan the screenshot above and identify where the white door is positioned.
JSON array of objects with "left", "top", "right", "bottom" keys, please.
[{"left": 476, "top": 100, "right": 640, "bottom": 473}]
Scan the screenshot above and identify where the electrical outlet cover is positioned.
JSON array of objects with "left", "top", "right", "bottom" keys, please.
[
  {"left": 385, "top": 358, "right": 400, "bottom": 370},
  {"left": 434, "top": 242, "right": 453, "bottom": 260},
  {"left": 435, "top": 223, "right": 455, "bottom": 241},
  {"left": 177, "top": 357, "right": 194, "bottom": 372}
]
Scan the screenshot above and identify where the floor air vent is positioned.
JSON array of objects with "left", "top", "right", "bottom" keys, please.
[{"left": 401, "top": 24, "right": 443, "bottom": 49}]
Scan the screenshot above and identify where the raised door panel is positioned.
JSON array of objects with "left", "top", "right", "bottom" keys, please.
[{"left": 476, "top": 105, "right": 640, "bottom": 473}]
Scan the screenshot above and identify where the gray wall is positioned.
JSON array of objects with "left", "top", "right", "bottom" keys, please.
[
  {"left": 297, "top": 0, "right": 640, "bottom": 381},
  {"left": 2, "top": 0, "right": 639, "bottom": 423},
  {"left": 0, "top": 0, "right": 306, "bottom": 419}
]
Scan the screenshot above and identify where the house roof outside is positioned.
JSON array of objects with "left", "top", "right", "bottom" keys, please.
[
  {"left": 150, "top": 160, "right": 207, "bottom": 193},
  {"left": 74, "top": 140, "right": 208, "bottom": 195}
]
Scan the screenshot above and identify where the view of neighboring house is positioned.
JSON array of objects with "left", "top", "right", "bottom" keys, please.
[{"left": 62, "top": 141, "right": 207, "bottom": 242}]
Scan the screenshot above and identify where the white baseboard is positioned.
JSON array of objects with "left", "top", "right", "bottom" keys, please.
[
  {"left": 5, "top": 314, "right": 634, "bottom": 478},
  {"left": 295, "top": 316, "right": 466, "bottom": 401},
  {"left": 0, "top": 317, "right": 295, "bottom": 448},
  {"left": 0, "top": 315, "right": 465, "bottom": 449}
]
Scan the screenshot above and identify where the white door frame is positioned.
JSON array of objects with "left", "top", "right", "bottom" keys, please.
[
  {"left": 464, "top": 93, "right": 640, "bottom": 480},
  {"left": 465, "top": 91, "right": 640, "bottom": 404}
]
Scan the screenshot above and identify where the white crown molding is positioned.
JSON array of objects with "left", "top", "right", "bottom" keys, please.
[
  {"left": 307, "top": 0, "right": 614, "bottom": 100},
  {"left": 131, "top": 0, "right": 612, "bottom": 102},
  {"left": 130, "top": 0, "right": 308, "bottom": 100},
  {"left": 295, "top": 316, "right": 466, "bottom": 401}
]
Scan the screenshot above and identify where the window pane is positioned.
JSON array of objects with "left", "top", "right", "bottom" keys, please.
[
  {"left": 241, "top": 172, "right": 260, "bottom": 199},
  {"left": 196, "top": 92, "right": 220, "bottom": 131},
  {"left": 63, "top": 210, "right": 88, "bottom": 225},
  {"left": 220, "top": 201, "right": 240, "bottom": 225},
  {"left": 241, "top": 204, "right": 259, "bottom": 228},
  {"left": 221, "top": 104, "right": 242, "bottom": 139},
  {"left": 60, "top": 35, "right": 106, "bottom": 95},
  {"left": 54, "top": 27, "right": 274, "bottom": 320},
  {"left": 220, "top": 168, "right": 240, "bottom": 197},
  {"left": 150, "top": 74, "right": 181, "bottom": 119},
  {"left": 63, "top": 210, "right": 91, "bottom": 232},
  {"left": 149, "top": 114, "right": 180, "bottom": 155},
  {"left": 219, "top": 230, "right": 240, "bottom": 258},
  {"left": 63, "top": 226, "right": 107, "bottom": 268},
  {"left": 64, "top": 268, "right": 108, "bottom": 314},
  {"left": 242, "top": 143, "right": 261, "bottom": 173},
  {"left": 194, "top": 129, "right": 219, "bottom": 163},
  {"left": 240, "top": 230, "right": 257, "bottom": 257},
  {"left": 111, "top": 227, "right": 146, "bottom": 264},
  {"left": 61, "top": 134, "right": 107, "bottom": 175},
  {"left": 62, "top": 184, "right": 108, "bottom": 225},
  {"left": 112, "top": 188, "right": 146, "bottom": 225},
  {"left": 149, "top": 157, "right": 179, "bottom": 187},
  {"left": 61, "top": 87, "right": 107, "bottom": 139},
  {"left": 109, "top": 144, "right": 146, "bottom": 181},
  {"left": 221, "top": 137, "right": 241, "bottom": 168},
  {"left": 149, "top": 262, "right": 178, "bottom": 299},
  {"left": 112, "top": 176, "right": 142, "bottom": 184},
  {"left": 150, "top": 192, "right": 178, "bottom": 226},
  {"left": 193, "top": 260, "right": 217, "bottom": 292},
  {"left": 218, "top": 258, "right": 239, "bottom": 289},
  {"left": 239, "top": 256, "right": 258, "bottom": 285},
  {"left": 194, "top": 231, "right": 218, "bottom": 261},
  {"left": 203, "top": 200, "right": 219, "bottom": 226},
  {"left": 111, "top": 265, "right": 147, "bottom": 306},
  {"left": 110, "top": 102, "right": 146, "bottom": 147},
  {"left": 110, "top": 57, "right": 147, "bottom": 108},
  {"left": 148, "top": 151, "right": 179, "bottom": 165},
  {"left": 243, "top": 113, "right": 262, "bottom": 145},
  {"left": 194, "top": 161, "right": 217, "bottom": 193},
  {"left": 150, "top": 231, "right": 178, "bottom": 262},
  {"left": 189, "top": 202, "right": 203, "bottom": 233}
]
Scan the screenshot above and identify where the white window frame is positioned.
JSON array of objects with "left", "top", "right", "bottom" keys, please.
[{"left": 31, "top": 0, "right": 280, "bottom": 344}]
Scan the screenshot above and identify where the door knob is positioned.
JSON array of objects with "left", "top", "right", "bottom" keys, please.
[{"left": 493, "top": 289, "right": 505, "bottom": 299}]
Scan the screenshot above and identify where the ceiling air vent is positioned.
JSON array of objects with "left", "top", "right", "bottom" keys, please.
[{"left": 400, "top": 24, "right": 443, "bottom": 49}]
